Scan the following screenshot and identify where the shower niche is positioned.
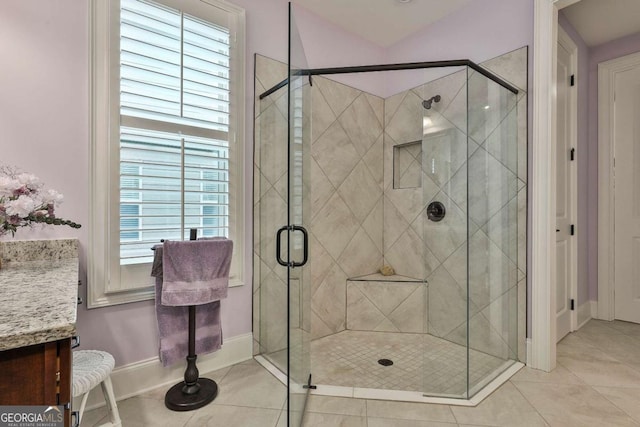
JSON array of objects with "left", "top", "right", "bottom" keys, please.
[
  {"left": 393, "top": 141, "right": 422, "bottom": 189},
  {"left": 253, "top": 46, "right": 527, "bottom": 406}
]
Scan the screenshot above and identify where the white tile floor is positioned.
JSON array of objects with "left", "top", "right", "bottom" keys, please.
[
  {"left": 311, "top": 330, "right": 507, "bottom": 396},
  {"left": 82, "top": 319, "right": 640, "bottom": 426}
]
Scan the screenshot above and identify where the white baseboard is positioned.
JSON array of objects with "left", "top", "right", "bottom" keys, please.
[
  {"left": 577, "top": 301, "right": 597, "bottom": 330},
  {"left": 526, "top": 338, "right": 532, "bottom": 365},
  {"left": 75, "top": 332, "right": 253, "bottom": 411}
]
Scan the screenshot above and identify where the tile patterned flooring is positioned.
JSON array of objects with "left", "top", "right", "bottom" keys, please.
[
  {"left": 311, "top": 330, "right": 506, "bottom": 396},
  {"left": 82, "top": 320, "right": 640, "bottom": 426}
]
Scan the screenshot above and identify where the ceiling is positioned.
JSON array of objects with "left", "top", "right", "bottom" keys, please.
[
  {"left": 562, "top": 0, "right": 640, "bottom": 47},
  {"left": 291, "top": 0, "right": 471, "bottom": 47}
]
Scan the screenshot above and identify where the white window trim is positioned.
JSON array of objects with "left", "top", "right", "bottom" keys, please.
[{"left": 89, "top": 0, "right": 246, "bottom": 308}]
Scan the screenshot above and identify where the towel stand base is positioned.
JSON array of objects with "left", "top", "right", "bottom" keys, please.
[
  {"left": 165, "top": 377, "right": 218, "bottom": 411},
  {"left": 164, "top": 302, "right": 219, "bottom": 411}
]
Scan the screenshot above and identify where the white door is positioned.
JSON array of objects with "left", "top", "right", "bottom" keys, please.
[
  {"left": 556, "top": 29, "right": 577, "bottom": 342},
  {"left": 614, "top": 63, "right": 640, "bottom": 324}
]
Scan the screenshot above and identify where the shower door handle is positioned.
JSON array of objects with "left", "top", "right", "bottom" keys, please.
[
  {"left": 290, "top": 225, "right": 308, "bottom": 268},
  {"left": 275, "top": 225, "right": 309, "bottom": 268},
  {"left": 276, "top": 225, "right": 288, "bottom": 267}
]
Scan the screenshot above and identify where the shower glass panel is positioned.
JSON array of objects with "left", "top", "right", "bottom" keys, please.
[
  {"left": 466, "top": 70, "right": 519, "bottom": 396},
  {"left": 256, "top": 81, "right": 289, "bottom": 375},
  {"left": 421, "top": 67, "right": 470, "bottom": 398},
  {"left": 254, "top": 50, "right": 523, "bottom": 411},
  {"left": 287, "top": 4, "right": 312, "bottom": 425}
]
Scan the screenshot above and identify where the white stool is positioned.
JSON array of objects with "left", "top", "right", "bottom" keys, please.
[{"left": 72, "top": 350, "right": 122, "bottom": 427}]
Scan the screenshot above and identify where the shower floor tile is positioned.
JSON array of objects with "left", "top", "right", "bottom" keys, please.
[{"left": 310, "top": 330, "right": 507, "bottom": 397}]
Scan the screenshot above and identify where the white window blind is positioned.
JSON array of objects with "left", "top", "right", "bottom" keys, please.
[{"left": 119, "top": 0, "right": 231, "bottom": 264}]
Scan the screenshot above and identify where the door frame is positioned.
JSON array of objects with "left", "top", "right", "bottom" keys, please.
[
  {"left": 531, "top": 0, "right": 580, "bottom": 372},
  {"left": 556, "top": 25, "right": 579, "bottom": 335},
  {"left": 597, "top": 51, "right": 640, "bottom": 320}
]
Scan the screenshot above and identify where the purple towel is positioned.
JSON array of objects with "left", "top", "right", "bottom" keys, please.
[
  {"left": 152, "top": 246, "right": 224, "bottom": 367},
  {"left": 161, "top": 239, "right": 233, "bottom": 306}
]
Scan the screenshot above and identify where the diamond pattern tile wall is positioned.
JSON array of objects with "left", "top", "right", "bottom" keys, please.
[
  {"left": 422, "top": 192, "right": 468, "bottom": 263},
  {"left": 362, "top": 136, "right": 384, "bottom": 188},
  {"left": 421, "top": 126, "right": 468, "bottom": 188},
  {"left": 362, "top": 197, "right": 383, "bottom": 252},
  {"left": 257, "top": 102, "right": 288, "bottom": 186},
  {"left": 467, "top": 73, "right": 517, "bottom": 145},
  {"left": 337, "top": 161, "right": 381, "bottom": 222},
  {"left": 313, "top": 262, "right": 348, "bottom": 333},
  {"left": 339, "top": 94, "right": 383, "bottom": 157},
  {"left": 467, "top": 146, "right": 520, "bottom": 227},
  {"left": 385, "top": 90, "right": 424, "bottom": 144},
  {"left": 346, "top": 280, "right": 425, "bottom": 333},
  {"left": 312, "top": 192, "right": 361, "bottom": 261},
  {"left": 313, "top": 76, "right": 361, "bottom": 118},
  {"left": 337, "top": 227, "right": 382, "bottom": 278},
  {"left": 313, "top": 121, "right": 361, "bottom": 188},
  {"left": 411, "top": 69, "right": 467, "bottom": 116},
  {"left": 308, "top": 76, "right": 385, "bottom": 339}
]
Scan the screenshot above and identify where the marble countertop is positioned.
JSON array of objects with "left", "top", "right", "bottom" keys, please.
[{"left": 0, "top": 240, "right": 78, "bottom": 351}]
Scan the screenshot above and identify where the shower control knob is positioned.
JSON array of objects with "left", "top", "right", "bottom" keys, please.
[{"left": 427, "top": 201, "right": 446, "bottom": 222}]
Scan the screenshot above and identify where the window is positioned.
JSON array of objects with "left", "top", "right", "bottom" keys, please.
[
  {"left": 120, "top": 164, "right": 141, "bottom": 243},
  {"left": 90, "top": 0, "right": 245, "bottom": 307}
]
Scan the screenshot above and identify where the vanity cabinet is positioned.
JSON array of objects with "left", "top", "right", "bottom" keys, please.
[
  {"left": 0, "top": 338, "right": 72, "bottom": 426},
  {"left": 0, "top": 239, "right": 79, "bottom": 427}
]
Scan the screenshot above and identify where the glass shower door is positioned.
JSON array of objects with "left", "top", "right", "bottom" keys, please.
[{"left": 286, "top": 3, "right": 311, "bottom": 426}]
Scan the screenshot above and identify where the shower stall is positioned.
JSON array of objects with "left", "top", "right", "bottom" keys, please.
[{"left": 253, "top": 6, "right": 526, "bottom": 425}]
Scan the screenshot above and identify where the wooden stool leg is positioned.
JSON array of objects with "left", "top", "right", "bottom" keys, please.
[{"left": 100, "top": 376, "right": 121, "bottom": 427}]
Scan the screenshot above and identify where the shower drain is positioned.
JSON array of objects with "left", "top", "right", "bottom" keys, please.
[{"left": 378, "top": 358, "right": 394, "bottom": 366}]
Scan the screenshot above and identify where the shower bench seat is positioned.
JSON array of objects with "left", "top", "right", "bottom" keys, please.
[{"left": 346, "top": 273, "right": 427, "bottom": 334}]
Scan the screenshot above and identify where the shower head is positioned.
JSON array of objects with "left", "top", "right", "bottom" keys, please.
[{"left": 422, "top": 95, "right": 441, "bottom": 110}]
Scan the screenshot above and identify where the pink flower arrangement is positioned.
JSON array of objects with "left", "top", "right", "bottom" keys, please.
[{"left": 0, "top": 166, "right": 81, "bottom": 237}]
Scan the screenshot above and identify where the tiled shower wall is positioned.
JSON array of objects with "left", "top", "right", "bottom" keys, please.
[
  {"left": 346, "top": 278, "right": 426, "bottom": 333},
  {"left": 308, "top": 76, "right": 385, "bottom": 339},
  {"left": 254, "top": 48, "right": 528, "bottom": 361}
]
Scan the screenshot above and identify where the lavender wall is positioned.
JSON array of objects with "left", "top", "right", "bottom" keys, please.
[
  {"left": 0, "top": 1, "right": 88, "bottom": 245},
  {"left": 386, "top": 0, "right": 533, "bottom": 63},
  {"left": 586, "top": 31, "right": 640, "bottom": 300},
  {"left": 558, "top": 13, "right": 591, "bottom": 306},
  {"left": 383, "top": 0, "right": 533, "bottom": 97},
  {"left": 292, "top": 5, "right": 386, "bottom": 95}
]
